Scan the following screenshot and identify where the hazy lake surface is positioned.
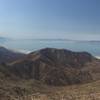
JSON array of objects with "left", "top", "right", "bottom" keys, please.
[{"left": 0, "top": 39, "right": 100, "bottom": 56}]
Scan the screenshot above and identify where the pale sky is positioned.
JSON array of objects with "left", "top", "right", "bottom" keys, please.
[{"left": 0, "top": 0, "right": 100, "bottom": 40}]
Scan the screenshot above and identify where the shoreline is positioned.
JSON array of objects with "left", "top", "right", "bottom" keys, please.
[{"left": 95, "top": 56, "right": 100, "bottom": 59}]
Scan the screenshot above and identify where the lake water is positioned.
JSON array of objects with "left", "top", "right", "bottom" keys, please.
[{"left": 0, "top": 39, "right": 100, "bottom": 56}]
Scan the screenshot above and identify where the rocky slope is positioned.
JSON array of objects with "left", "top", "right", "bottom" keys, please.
[
  {"left": 0, "top": 46, "right": 26, "bottom": 63},
  {"left": 9, "top": 48, "right": 99, "bottom": 85},
  {"left": 0, "top": 47, "right": 100, "bottom": 99}
]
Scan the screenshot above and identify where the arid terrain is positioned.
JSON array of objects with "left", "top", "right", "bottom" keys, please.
[
  {"left": 0, "top": 47, "right": 100, "bottom": 100},
  {"left": 0, "top": 79, "right": 100, "bottom": 100}
]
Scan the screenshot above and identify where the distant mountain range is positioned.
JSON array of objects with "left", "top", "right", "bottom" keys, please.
[
  {"left": 0, "top": 37, "right": 100, "bottom": 43},
  {"left": 21, "top": 38, "right": 100, "bottom": 42}
]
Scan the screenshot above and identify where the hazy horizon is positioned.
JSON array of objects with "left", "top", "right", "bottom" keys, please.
[{"left": 0, "top": 0, "right": 100, "bottom": 40}]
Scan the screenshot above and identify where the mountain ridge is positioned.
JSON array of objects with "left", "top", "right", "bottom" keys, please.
[
  {"left": 9, "top": 48, "right": 98, "bottom": 86},
  {"left": 0, "top": 47, "right": 100, "bottom": 99},
  {"left": 0, "top": 46, "right": 26, "bottom": 63}
]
